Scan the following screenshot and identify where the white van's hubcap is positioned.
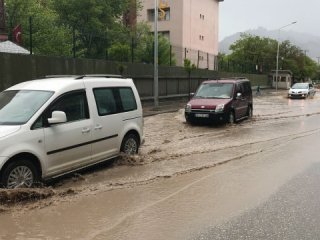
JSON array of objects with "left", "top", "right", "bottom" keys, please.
[
  {"left": 124, "top": 138, "right": 137, "bottom": 154},
  {"left": 7, "top": 166, "right": 33, "bottom": 188}
]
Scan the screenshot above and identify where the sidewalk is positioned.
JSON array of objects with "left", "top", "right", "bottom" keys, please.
[{"left": 142, "top": 98, "right": 188, "bottom": 117}]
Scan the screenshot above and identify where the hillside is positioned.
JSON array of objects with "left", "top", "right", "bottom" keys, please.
[{"left": 219, "top": 27, "right": 320, "bottom": 61}]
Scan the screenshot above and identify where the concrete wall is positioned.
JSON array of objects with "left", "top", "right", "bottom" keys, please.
[
  {"left": 219, "top": 72, "right": 270, "bottom": 88},
  {"left": 0, "top": 53, "right": 269, "bottom": 99}
]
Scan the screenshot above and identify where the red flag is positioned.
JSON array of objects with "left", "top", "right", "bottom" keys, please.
[{"left": 13, "top": 24, "right": 22, "bottom": 45}]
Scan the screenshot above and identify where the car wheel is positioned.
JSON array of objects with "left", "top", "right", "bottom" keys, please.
[
  {"left": 228, "top": 111, "right": 236, "bottom": 124},
  {"left": 1, "top": 159, "right": 39, "bottom": 189},
  {"left": 121, "top": 133, "right": 139, "bottom": 155},
  {"left": 247, "top": 106, "right": 253, "bottom": 119}
]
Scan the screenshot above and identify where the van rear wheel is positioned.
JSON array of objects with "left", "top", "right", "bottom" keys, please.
[
  {"left": 1, "top": 159, "right": 39, "bottom": 189},
  {"left": 121, "top": 133, "right": 139, "bottom": 155}
]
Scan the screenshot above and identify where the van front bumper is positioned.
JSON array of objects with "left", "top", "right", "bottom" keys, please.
[{"left": 185, "top": 111, "right": 227, "bottom": 122}]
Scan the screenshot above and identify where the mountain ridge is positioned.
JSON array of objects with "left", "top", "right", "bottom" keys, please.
[{"left": 219, "top": 27, "right": 320, "bottom": 61}]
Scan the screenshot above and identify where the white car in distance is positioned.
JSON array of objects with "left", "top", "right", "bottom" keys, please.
[{"left": 288, "top": 82, "right": 316, "bottom": 99}]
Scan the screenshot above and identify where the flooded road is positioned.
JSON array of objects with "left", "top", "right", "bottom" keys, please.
[{"left": 1, "top": 90, "right": 320, "bottom": 239}]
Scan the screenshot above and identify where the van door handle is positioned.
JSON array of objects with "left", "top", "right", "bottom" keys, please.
[
  {"left": 82, "top": 127, "right": 91, "bottom": 133},
  {"left": 94, "top": 124, "right": 103, "bottom": 130}
]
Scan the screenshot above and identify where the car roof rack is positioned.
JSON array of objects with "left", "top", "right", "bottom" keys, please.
[
  {"left": 219, "top": 77, "right": 248, "bottom": 80},
  {"left": 75, "top": 74, "right": 124, "bottom": 79},
  {"left": 45, "top": 75, "right": 79, "bottom": 78},
  {"left": 44, "top": 74, "right": 124, "bottom": 79}
]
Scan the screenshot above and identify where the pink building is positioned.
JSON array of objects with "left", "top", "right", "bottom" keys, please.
[{"left": 137, "top": 0, "right": 223, "bottom": 70}]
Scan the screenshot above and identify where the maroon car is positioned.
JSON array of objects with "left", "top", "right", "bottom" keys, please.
[{"left": 185, "top": 79, "right": 253, "bottom": 124}]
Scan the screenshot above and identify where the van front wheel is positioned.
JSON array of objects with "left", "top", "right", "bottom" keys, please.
[
  {"left": 1, "top": 159, "right": 39, "bottom": 189},
  {"left": 228, "top": 111, "right": 236, "bottom": 124},
  {"left": 121, "top": 134, "right": 139, "bottom": 155}
]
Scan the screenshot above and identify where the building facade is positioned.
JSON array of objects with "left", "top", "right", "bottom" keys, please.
[{"left": 137, "top": 0, "right": 223, "bottom": 70}]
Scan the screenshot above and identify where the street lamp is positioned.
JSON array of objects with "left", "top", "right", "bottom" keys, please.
[{"left": 275, "top": 21, "right": 297, "bottom": 91}]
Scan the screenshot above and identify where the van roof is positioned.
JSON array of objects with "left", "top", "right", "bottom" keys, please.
[
  {"left": 202, "top": 78, "right": 250, "bottom": 84},
  {"left": 6, "top": 76, "right": 133, "bottom": 92}
]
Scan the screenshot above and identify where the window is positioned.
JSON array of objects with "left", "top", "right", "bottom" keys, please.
[
  {"left": 195, "top": 83, "right": 234, "bottom": 99},
  {"left": 0, "top": 90, "right": 53, "bottom": 125},
  {"left": 93, "top": 87, "right": 137, "bottom": 116},
  {"left": 119, "top": 88, "right": 137, "bottom": 112},
  {"left": 49, "top": 91, "right": 89, "bottom": 122},
  {"left": 33, "top": 90, "right": 89, "bottom": 129},
  {"left": 235, "top": 84, "right": 244, "bottom": 94},
  {"left": 94, "top": 88, "right": 118, "bottom": 115},
  {"left": 160, "top": 31, "right": 170, "bottom": 40},
  {"left": 147, "top": 8, "right": 170, "bottom": 21}
]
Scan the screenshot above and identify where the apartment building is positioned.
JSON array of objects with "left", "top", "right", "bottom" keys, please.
[{"left": 137, "top": 0, "right": 223, "bottom": 70}]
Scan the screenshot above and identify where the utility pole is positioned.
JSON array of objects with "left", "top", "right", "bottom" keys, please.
[
  {"left": 29, "top": 16, "right": 33, "bottom": 54},
  {"left": 317, "top": 57, "right": 320, "bottom": 65},
  {"left": 0, "top": 0, "right": 8, "bottom": 41},
  {"left": 153, "top": 0, "right": 159, "bottom": 107},
  {"left": 275, "top": 21, "right": 297, "bottom": 91}
]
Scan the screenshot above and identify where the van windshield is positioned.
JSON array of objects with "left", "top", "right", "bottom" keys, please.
[
  {"left": 195, "top": 83, "right": 233, "bottom": 99},
  {"left": 0, "top": 90, "right": 54, "bottom": 125}
]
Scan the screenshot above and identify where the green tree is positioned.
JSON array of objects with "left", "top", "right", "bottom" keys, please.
[
  {"left": 108, "top": 42, "right": 130, "bottom": 62},
  {"left": 184, "top": 58, "right": 196, "bottom": 98},
  {"left": 134, "top": 22, "right": 176, "bottom": 65},
  {"left": 6, "top": 0, "right": 72, "bottom": 56},
  {"left": 228, "top": 34, "right": 277, "bottom": 74},
  {"left": 226, "top": 34, "right": 318, "bottom": 79},
  {"left": 52, "top": 0, "right": 131, "bottom": 58}
]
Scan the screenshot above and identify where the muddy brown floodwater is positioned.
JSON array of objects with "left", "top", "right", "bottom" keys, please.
[{"left": 1, "top": 90, "right": 320, "bottom": 239}]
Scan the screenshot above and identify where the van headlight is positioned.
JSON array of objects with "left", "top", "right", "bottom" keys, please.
[
  {"left": 185, "top": 104, "right": 192, "bottom": 113},
  {"left": 215, "top": 104, "right": 225, "bottom": 113}
]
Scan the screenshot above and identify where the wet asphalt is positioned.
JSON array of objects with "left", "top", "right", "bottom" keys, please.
[{"left": 192, "top": 162, "right": 320, "bottom": 240}]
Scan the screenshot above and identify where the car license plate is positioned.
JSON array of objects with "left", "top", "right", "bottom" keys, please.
[{"left": 195, "top": 113, "right": 209, "bottom": 118}]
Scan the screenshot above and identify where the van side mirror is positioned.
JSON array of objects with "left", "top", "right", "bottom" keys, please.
[
  {"left": 48, "top": 111, "right": 67, "bottom": 125},
  {"left": 190, "top": 93, "right": 195, "bottom": 97},
  {"left": 236, "top": 92, "right": 242, "bottom": 99}
]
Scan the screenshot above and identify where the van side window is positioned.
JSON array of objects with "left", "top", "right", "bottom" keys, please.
[
  {"left": 49, "top": 91, "right": 89, "bottom": 122},
  {"left": 93, "top": 87, "right": 137, "bottom": 116},
  {"left": 243, "top": 82, "right": 251, "bottom": 95},
  {"left": 32, "top": 90, "right": 89, "bottom": 129},
  {"left": 235, "top": 84, "right": 243, "bottom": 94},
  {"left": 119, "top": 88, "right": 137, "bottom": 112},
  {"left": 94, "top": 88, "right": 118, "bottom": 115}
]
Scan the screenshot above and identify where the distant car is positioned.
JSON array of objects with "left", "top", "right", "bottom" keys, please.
[
  {"left": 288, "top": 83, "right": 316, "bottom": 98},
  {"left": 185, "top": 78, "right": 253, "bottom": 124}
]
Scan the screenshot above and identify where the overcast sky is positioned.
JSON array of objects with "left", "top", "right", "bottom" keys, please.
[{"left": 219, "top": 0, "right": 320, "bottom": 40}]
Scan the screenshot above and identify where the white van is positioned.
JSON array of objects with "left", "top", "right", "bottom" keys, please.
[{"left": 0, "top": 75, "right": 144, "bottom": 188}]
